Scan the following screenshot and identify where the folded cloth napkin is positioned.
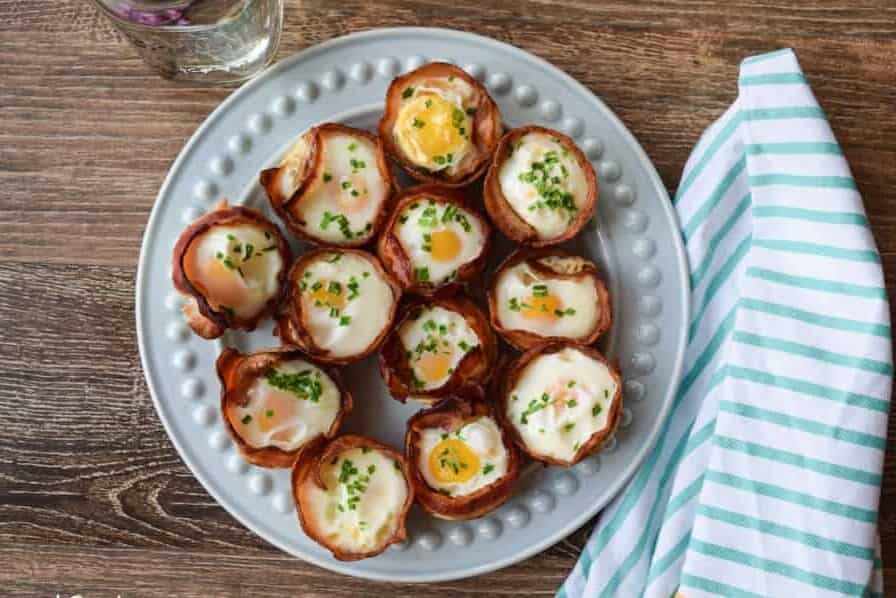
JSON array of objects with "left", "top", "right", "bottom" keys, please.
[{"left": 560, "top": 49, "right": 891, "bottom": 598}]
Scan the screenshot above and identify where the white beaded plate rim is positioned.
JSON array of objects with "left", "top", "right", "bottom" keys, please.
[{"left": 136, "top": 27, "right": 690, "bottom": 582}]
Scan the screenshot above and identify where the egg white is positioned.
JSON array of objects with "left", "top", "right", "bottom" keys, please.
[
  {"left": 417, "top": 417, "right": 508, "bottom": 497},
  {"left": 398, "top": 305, "right": 480, "bottom": 390},
  {"left": 299, "top": 252, "right": 394, "bottom": 358},
  {"left": 229, "top": 359, "right": 340, "bottom": 451},
  {"left": 395, "top": 199, "right": 485, "bottom": 285},
  {"left": 498, "top": 132, "right": 588, "bottom": 240},
  {"left": 507, "top": 347, "right": 617, "bottom": 462},
  {"left": 185, "top": 224, "right": 283, "bottom": 319},
  {"left": 304, "top": 447, "right": 408, "bottom": 553},
  {"left": 494, "top": 258, "right": 599, "bottom": 339},
  {"left": 293, "top": 132, "right": 388, "bottom": 244}
]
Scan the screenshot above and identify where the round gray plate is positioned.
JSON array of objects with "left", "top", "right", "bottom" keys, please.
[{"left": 136, "top": 27, "right": 689, "bottom": 583}]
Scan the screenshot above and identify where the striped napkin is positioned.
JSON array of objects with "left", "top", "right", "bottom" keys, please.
[{"left": 560, "top": 49, "right": 891, "bottom": 598}]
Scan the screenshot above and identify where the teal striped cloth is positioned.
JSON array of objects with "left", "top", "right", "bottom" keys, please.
[{"left": 560, "top": 49, "right": 891, "bottom": 598}]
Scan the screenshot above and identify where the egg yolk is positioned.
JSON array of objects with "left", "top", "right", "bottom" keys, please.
[
  {"left": 308, "top": 281, "right": 346, "bottom": 310},
  {"left": 256, "top": 392, "right": 296, "bottom": 433},
  {"left": 429, "top": 229, "right": 462, "bottom": 262},
  {"left": 336, "top": 174, "right": 370, "bottom": 213},
  {"left": 417, "top": 351, "right": 453, "bottom": 383},
  {"left": 184, "top": 246, "right": 248, "bottom": 309},
  {"left": 428, "top": 438, "right": 480, "bottom": 483},
  {"left": 522, "top": 294, "right": 563, "bottom": 320},
  {"left": 547, "top": 382, "right": 578, "bottom": 416},
  {"left": 397, "top": 94, "right": 469, "bottom": 166}
]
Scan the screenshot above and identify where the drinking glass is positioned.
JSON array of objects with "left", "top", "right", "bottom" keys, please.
[{"left": 91, "top": 0, "right": 283, "bottom": 84}]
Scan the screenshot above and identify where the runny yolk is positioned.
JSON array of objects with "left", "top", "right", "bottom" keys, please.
[
  {"left": 398, "top": 94, "right": 468, "bottom": 163},
  {"left": 417, "top": 351, "right": 453, "bottom": 383},
  {"left": 428, "top": 438, "right": 480, "bottom": 483},
  {"left": 429, "top": 229, "right": 462, "bottom": 262},
  {"left": 308, "top": 281, "right": 346, "bottom": 310},
  {"left": 522, "top": 294, "right": 563, "bottom": 320}
]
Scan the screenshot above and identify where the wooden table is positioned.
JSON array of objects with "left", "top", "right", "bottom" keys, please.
[{"left": 2, "top": 1, "right": 894, "bottom": 595}]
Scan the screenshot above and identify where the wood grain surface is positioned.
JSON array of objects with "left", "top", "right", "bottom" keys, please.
[{"left": 1, "top": 1, "right": 894, "bottom": 595}]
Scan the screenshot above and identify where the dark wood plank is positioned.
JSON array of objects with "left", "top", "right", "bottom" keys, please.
[{"left": 1, "top": 0, "right": 894, "bottom": 594}]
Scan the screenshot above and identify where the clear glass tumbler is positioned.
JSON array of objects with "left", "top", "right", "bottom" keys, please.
[{"left": 91, "top": 0, "right": 283, "bottom": 84}]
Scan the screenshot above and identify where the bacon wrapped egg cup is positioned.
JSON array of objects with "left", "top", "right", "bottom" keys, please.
[
  {"left": 378, "top": 63, "right": 502, "bottom": 186},
  {"left": 484, "top": 126, "right": 597, "bottom": 246},
  {"left": 489, "top": 248, "right": 612, "bottom": 350},
  {"left": 377, "top": 185, "right": 491, "bottom": 296},
  {"left": 260, "top": 124, "right": 394, "bottom": 247},
  {"left": 292, "top": 435, "right": 414, "bottom": 561},
  {"left": 217, "top": 348, "right": 352, "bottom": 468},
  {"left": 379, "top": 294, "right": 497, "bottom": 404},
  {"left": 172, "top": 202, "right": 291, "bottom": 339},
  {"left": 405, "top": 398, "right": 521, "bottom": 520},
  {"left": 276, "top": 248, "right": 400, "bottom": 364},
  {"left": 496, "top": 342, "right": 622, "bottom": 466}
]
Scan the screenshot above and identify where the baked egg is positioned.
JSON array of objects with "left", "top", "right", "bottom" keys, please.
[
  {"left": 379, "top": 63, "right": 501, "bottom": 186},
  {"left": 379, "top": 295, "right": 496, "bottom": 403},
  {"left": 276, "top": 249, "right": 400, "bottom": 364},
  {"left": 499, "top": 342, "right": 622, "bottom": 465},
  {"left": 292, "top": 435, "right": 413, "bottom": 560},
  {"left": 217, "top": 348, "right": 352, "bottom": 468},
  {"left": 377, "top": 185, "right": 491, "bottom": 295},
  {"left": 260, "top": 124, "right": 393, "bottom": 246},
  {"left": 485, "top": 126, "right": 597, "bottom": 245},
  {"left": 172, "top": 202, "right": 291, "bottom": 339},
  {"left": 406, "top": 399, "right": 520, "bottom": 519},
  {"left": 490, "top": 248, "right": 611, "bottom": 350}
]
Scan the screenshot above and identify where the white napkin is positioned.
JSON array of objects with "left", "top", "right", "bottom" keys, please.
[{"left": 560, "top": 48, "right": 891, "bottom": 598}]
